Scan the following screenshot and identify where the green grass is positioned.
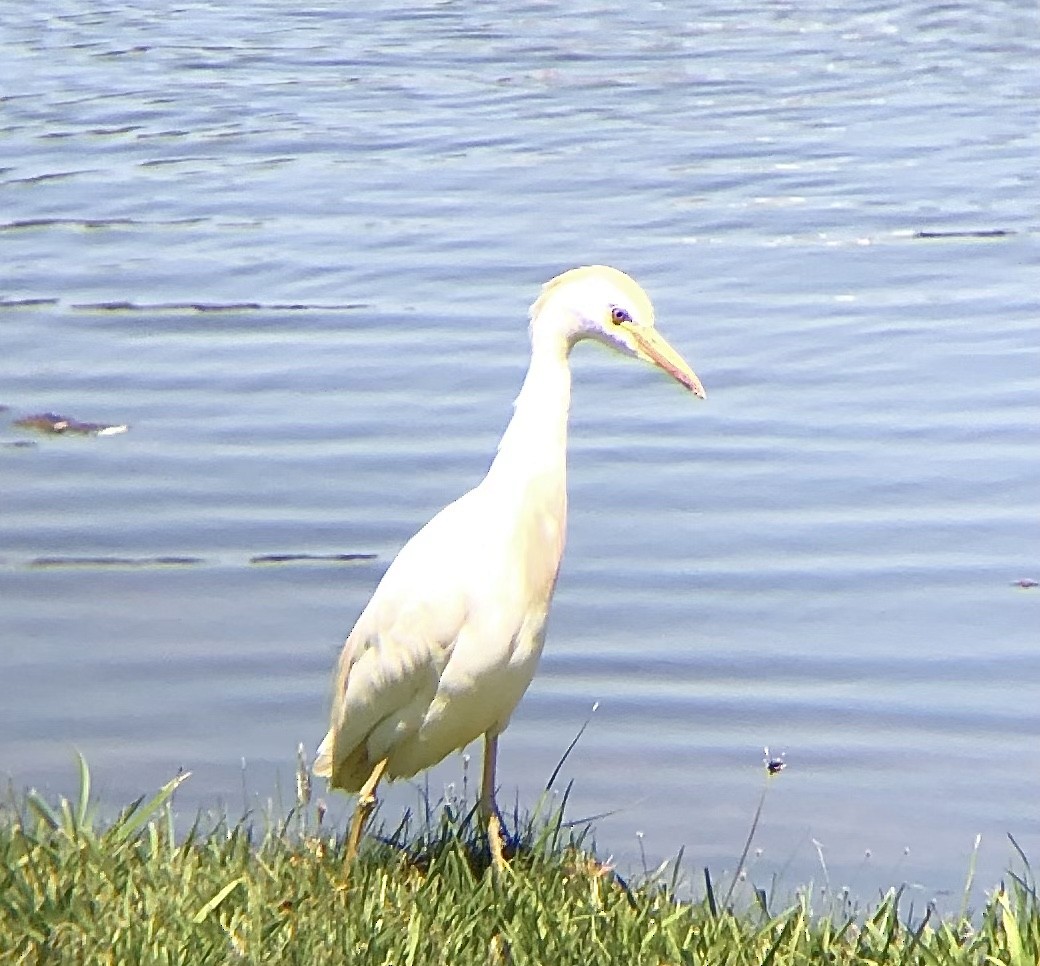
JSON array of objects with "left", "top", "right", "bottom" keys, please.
[{"left": 2, "top": 759, "right": 1038, "bottom": 965}]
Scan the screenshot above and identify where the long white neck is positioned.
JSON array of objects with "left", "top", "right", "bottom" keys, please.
[{"left": 486, "top": 326, "right": 573, "bottom": 491}]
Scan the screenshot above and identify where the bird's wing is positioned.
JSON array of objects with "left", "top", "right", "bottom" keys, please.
[
  {"left": 315, "top": 464, "right": 566, "bottom": 789},
  {"left": 314, "top": 493, "right": 483, "bottom": 787}
]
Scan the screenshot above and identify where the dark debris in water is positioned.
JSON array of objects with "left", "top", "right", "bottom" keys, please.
[
  {"left": 13, "top": 412, "right": 129, "bottom": 437},
  {"left": 1012, "top": 578, "right": 1038, "bottom": 589},
  {"left": 0, "top": 297, "right": 60, "bottom": 309},
  {"left": 0, "top": 297, "right": 368, "bottom": 312},
  {"left": 71, "top": 300, "right": 370, "bottom": 312},
  {"left": 913, "top": 229, "right": 1014, "bottom": 240},
  {"left": 30, "top": 556, "right": 204, "bottom": 568},
  {"left": 250, "top": 553, "right": 378, "bottom": 565},
  {"left": 1, "top": 216, "right": 136, "bottom": 230},
  {"left": 14, "top": 553, "right": 377, "bottom": 569}
]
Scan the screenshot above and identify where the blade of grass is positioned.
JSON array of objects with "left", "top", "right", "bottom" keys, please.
[
  {"left": 192, "top": 876, "right": 246, "bottom": 924},
  {"left": 108, "top": 771, "right": 191, "bottom": 844},
  {"left": 705, "top": 866, "right": 718, "bottom": 918},
  {"left": 544, "top": 703, "right": 598, "bottom": 792},
  {"left": 74, "top": 752, "right": 91, "bottom": 830}
]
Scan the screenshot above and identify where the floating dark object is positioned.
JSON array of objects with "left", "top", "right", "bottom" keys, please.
[
  {"left": 1012, "top": 578, "right": 1038, "bottom": 589},
  {"left": 763, "top": 746, "right": 787, "bottom": 776},
  {"left": 71, "top": 300, "right": 369, "bottom": 312},
  {"left": 0, "top": 297, "right": 60, "bottom": 308},
  {"left": 250, "top": 553, "right": 378, "bottom": 565},
  {"left": 913, "top": 229, "right": 1014, "bottom": 239},
  {"left": 1, "top": 217, "right": 136, "bottom": 230},
  {"left": 30, "top": 555, "right": 203, "bottom": 568},
  {"left": 13, "top": 412, "right": 128, "bottom": 436}
]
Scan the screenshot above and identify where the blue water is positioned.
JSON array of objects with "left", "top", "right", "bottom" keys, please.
[{"left": 2, "top": 0, "right": 1038, "bottom": 903}]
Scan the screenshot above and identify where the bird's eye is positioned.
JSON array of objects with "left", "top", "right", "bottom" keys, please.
[{"left": 610, "top": 306, "right": 631, "bottom": 325}]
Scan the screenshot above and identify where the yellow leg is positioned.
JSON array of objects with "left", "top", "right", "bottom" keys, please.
[
  {"left": 480, "top": 733, "right": 507, "bottom": 870},
  {"left": 344, "top": 757, "right": 388, "bottom": 870}
]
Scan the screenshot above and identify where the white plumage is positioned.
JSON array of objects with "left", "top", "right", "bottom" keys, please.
[{"left": 315, "top": 265, "right": 704, "bottom": 867}]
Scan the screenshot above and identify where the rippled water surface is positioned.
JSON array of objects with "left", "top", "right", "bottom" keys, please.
[{"left": 2, "top": 1, "right": 1038, "bottom": 900}]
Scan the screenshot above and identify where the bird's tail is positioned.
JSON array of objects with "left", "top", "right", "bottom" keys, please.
[{"left": 312, "top": 732, "right": 333, "bottom": 778}]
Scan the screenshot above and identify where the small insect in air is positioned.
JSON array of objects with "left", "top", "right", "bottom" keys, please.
[{"left": 763, "top": 746, "right": 787, "bottom": 775}]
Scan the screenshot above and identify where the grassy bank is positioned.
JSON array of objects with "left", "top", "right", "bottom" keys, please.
[{"left": 2, "top": 763, "right": 1038, "bottom": 965}]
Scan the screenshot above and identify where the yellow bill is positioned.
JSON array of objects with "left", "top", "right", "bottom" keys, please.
[{"left": 629, "top": 326, "right": 706, "bottom": 399}]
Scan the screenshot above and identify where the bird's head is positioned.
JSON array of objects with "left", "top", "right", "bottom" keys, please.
[{"left": 529, "top": 265, "right": 705, "bottom": 398}]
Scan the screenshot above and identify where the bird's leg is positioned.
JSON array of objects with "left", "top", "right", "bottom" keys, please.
[
  {"left": 344, "top": 757, "right": 388, "bottom": 870},
  {"left": 480, "top": 733, "right": 507, "bottom": 870}
]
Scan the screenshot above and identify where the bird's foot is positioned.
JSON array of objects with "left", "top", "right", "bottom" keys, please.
[
  {"left": 487, "top": 810, "right": 507, "bottom": 872},
  {"left": 340, "top": 758, "right": 390, "bottom": 885}
]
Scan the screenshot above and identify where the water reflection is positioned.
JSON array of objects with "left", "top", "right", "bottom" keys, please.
[{"left": 1, "top": 0, "right": 1037, "bottom": 898}]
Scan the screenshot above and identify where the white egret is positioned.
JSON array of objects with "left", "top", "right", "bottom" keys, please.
[{"left": 314, "top": 265, "right": 704, "bottom": 869}]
